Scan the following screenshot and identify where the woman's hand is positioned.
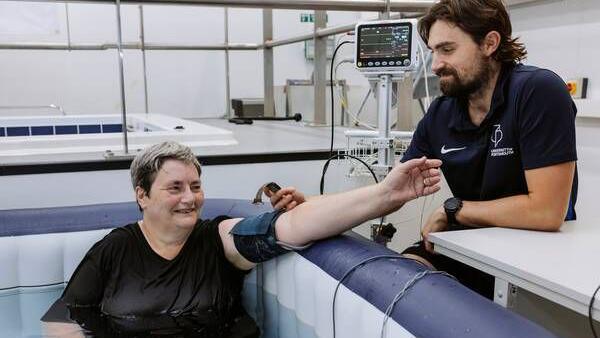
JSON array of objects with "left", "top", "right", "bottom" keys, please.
[{"left": 265, "top": 186, "right": 307, "bottom": 211}]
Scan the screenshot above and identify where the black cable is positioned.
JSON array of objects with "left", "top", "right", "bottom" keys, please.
[
  {"left": 590, "top": 282, "right": 600, "bottom": 338},
  {"left": 319, "top": 153, "right": 378, "bottom": 195},
  {"left": 418, "top": 98, "right": 426, "bottom": 116},
  {"left": 332, "top": 255, "right": 404, "bottom": 338},
  {"left": 232, "top": 113, "right": 302, "bottom": 122},
  {"left": 329, "top": 40, "right": 354, "bottom": 159}
]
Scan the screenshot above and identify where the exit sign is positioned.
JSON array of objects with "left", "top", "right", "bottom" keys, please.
[{"left": 300, "top": 13, "right": 328, "bottom": 23}]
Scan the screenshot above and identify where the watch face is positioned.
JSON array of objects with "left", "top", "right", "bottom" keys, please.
[{"left": 445, "top": 198, "right": 461, "bottom": 210}]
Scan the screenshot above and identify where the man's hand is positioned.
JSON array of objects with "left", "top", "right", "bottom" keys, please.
[
  {"left": 381, "top": 157, "right": 442, "bottom": 207},
  {"left": 265, "top": 186, "right": 306, "bottom": 211},
  {"left": 422, "top": 206, "right": 448, "bottom": 253}
]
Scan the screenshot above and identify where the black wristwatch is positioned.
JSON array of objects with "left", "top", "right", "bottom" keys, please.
[{"left": 444, "top": 197, "right": 463, "bottom": 227}]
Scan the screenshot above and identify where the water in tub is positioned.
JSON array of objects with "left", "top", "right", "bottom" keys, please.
[{"left": 0, "top": 283, "right": 318, "bottom": 337}]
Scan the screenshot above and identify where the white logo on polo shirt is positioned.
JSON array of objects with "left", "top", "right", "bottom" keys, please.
[
  {"left": 490, "top": 124, "right": 515, "bottom": 157},
  {"left": 491, "top": 124, "right": 503, "bottom": 147},
  {"left": 441, "top": 145, "right": 467, "bottom": 154}
]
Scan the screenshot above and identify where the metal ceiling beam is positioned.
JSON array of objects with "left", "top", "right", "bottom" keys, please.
[
  {"left": 0, "top": 42, "right": 260, "bottom": 50},
  {"left": 17, "top": 0, "right": 434, "bottom": 12}
]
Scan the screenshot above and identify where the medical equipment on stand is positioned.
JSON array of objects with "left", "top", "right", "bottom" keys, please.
[{"left": 347, "top": 19, "right": 420, "bottom": 244}]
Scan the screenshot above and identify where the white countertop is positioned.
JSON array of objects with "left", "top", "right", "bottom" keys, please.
[
  {"left": 188, "top": 118, "right": 349, "bottom": 156},
  {"left": 429, "top": 219, "right": 600, "bottom": 319}
]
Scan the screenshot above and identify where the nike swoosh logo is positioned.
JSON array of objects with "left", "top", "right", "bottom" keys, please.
[{"left": 441, "top": 145, "right": 466, "bottom": 154}]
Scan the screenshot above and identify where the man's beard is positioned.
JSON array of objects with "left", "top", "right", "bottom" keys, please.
[{"left": 436, "top": 57, "right": 492, "bottom": 98}]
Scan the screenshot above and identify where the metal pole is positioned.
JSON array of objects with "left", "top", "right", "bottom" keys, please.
[
  {"left": 23, "top": 0, "right": 435, "bottom": 12},
  {"left": 224, "top": 7, "right": 232, "bottom": 118},
  {"left": 263, "top": 22, "right": 352, "bottom": 48},
  {"left": 0, "top": 14, "right": 418, "bottom": 51},
  {"left": 262, "top": 9, "right": 274, "bottom": 117},
  {"left": 115, "top": 0, "right": 129, "bottom": 154},
  {"left": 377, "top": 74, "right": 394, "bottom": 171},
  {"left": 385, "top": 0, "right": 391, "bottom": 18},
  {"left": 64, "top": 4, "right": 72, "bottom": 50},
  {"left": 396, "top": 73, "right": 413, "bottom": 130},
  {"left": 0, "top": 104, "right": 67, "bottom": 116},
  {"left": 313, "top": 10, "right": 327, "bottom": 125},
  {"left": 139, "top": 5, "right": 150, "bottom": 115},
  {"left": 0, "top": 42, "right": 261, "bottom": 50},
  {"left": 263, "top": 12, "right": 415, "bottom": 48}
]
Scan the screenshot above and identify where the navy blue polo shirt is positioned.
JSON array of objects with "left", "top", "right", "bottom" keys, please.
[{"left": 402, "top": 64, "right": 578, "bottom": 220}]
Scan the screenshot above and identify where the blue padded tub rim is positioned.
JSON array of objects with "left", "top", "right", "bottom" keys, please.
[
  {"left": 298, "top": 235, "right": 559, "bottom": 338},
  {"left": 0, "top": 199, "right": 272, "bottom": 237}
]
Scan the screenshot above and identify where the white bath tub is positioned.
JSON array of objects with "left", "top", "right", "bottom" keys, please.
[{"left": 0, "top": 113, "right": 236, "bottom": 159}]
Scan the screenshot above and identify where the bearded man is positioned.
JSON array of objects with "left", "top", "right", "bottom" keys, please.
[{"left": 400, "top": 0, "right": 578, "bottom": 299}]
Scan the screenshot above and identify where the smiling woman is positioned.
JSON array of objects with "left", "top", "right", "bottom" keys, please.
[
  {"left": 43, "top": 140, "right": 442, "bottom": 336},
  {"left": 50, "top": 142, "right": 259, "bottom": 336}
]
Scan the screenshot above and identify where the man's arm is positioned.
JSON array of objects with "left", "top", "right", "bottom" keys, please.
[
  {"left": 422, "top": 161, "right": 575, "bottom": 251},
  {"left": 220, "top": 157, "right": 442, "bottom": 270},
  {"left": 457, "top": 162, "right": 575, "bottom": 229}
]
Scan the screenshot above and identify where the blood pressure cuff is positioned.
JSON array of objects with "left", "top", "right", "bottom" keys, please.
[{"left": 229, "top": 210, "right": 295, "bottom": 263}]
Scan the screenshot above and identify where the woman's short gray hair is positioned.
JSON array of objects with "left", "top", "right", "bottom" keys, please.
[{"left": 130, "top": 141, "right": 201, "bottom": 194}]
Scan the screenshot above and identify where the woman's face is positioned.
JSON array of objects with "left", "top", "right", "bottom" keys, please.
[{"left": 137, "top": 159, "right": 204, "bottom": 230}]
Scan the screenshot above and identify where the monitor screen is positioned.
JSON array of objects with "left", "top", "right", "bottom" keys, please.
[{"left": 356, "top": 21, "right": 413, "bottom": 70}]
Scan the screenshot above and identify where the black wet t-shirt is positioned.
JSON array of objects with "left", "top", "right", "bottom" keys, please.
[{"left": 62, "top": 216, "right": 247, "bottom": 323}]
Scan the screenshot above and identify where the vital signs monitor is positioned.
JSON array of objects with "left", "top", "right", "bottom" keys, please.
[{"left": 355, "top": 19, "right": 419, "bottom": 75}]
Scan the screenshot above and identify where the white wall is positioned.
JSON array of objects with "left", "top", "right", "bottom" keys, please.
[
  {"left": 0, "top": 2, "right": 373, "bottom": 119},
  {"left": 0, "top": 1, "right": 597, "bottom": 114},
  {"left": 0, "top": 160, "right": 327, "bottom": 210},
  {"left": 510, "top": 0, "right": 600, "bottom": 115}
]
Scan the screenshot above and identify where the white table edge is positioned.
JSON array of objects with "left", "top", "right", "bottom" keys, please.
[{"left": 430, "top": 233, "right": 600, "bottom": 321}]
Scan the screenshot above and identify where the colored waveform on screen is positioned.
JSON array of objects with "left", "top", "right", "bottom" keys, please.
[{"left": 358, "top": 26, "right": 410, "bottom": 58}]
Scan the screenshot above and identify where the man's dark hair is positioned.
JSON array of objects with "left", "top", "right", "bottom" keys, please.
[{"left": 419, "top": 0, "right": 527, "bottom": 64}]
